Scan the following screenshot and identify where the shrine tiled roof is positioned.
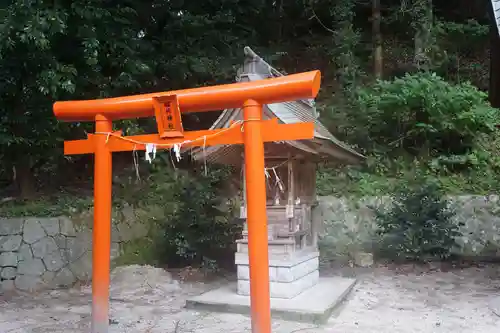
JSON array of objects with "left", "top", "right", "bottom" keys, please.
[{"left": 190, "top": 47, "right": 364, "bottom": 165}]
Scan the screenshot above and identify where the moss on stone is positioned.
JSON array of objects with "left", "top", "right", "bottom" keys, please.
[{"left": 112, "top": 237, "right": 159, "bottom": 268}]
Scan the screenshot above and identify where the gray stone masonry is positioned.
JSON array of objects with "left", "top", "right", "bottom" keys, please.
[
  {"left": 232, "top": 195, "right": 500, "bottom": 299},
  {"left": 0, "top": 205, "right": 148, "bottom": 294},
  {"left": 235, "top": 249, "right": 320, "bottom": 299},
  {"left": 315, "top": 195, "right": 500, "bottom": 262}
]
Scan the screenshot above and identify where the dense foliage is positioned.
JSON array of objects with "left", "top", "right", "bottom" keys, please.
[
  {"left": 352, "top": 73, "right": 498, "bottom": 156},
  {"left": 114, "top": 159, "right": 240, "bottom": 269},
  {"left": 0, "top": 0, "right": 499, "bottom": 264},
  {"left": 375, "top": 177, "right": 462, "bottom": 261},
  {"left": 158, "top": 167, "right": 240, "bottom": 269},
  {"left": 319, "top": 72, "right": 500, "bottom": 196},
  {"left": 0, "top": 0, "right": 495, "bottom": 195},
  {"left": 0, "top": 1, "right": 155, "bottom": 196}
]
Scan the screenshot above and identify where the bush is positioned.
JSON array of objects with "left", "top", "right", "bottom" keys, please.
[
  {"left": 317, "top": 72, "right": 500, "bottom": 197},
  {"left": 350, "top": 72, "right": 500, "bottom": 158},
  {"left": 375, "top": 176, "right": 463, "bottom": 261},
  {"left": 161, "top": 166, "right": 241, "bottom": 269},
  {"left": 130, "top": 160, "right": 241, "bottom": 270}
]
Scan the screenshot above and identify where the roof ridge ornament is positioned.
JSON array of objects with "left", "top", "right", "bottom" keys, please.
[
  {"left": 236, "top": 47, "right": 316, "bottom": 108},
  {"left": 243, "top": 46, "right": 260, "bottom": 60},
  {"left": 239, "top": 46, "right": 275, "bottom": 78}
]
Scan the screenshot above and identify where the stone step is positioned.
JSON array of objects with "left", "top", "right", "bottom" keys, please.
[
  {"left": 235, "top": 249, "right": 319, "bottom": 266},
  {"left": 237, "top": 269, "right": 319, "bottom": 299},
  {"left": 236, "top": 255, "right": 318, "bottom": 283},
  {"left": 236, "top": 240, "right": 296, "bottom": 255}
]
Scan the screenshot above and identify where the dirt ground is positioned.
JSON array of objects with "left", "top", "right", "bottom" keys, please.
[{"left": 0, "top": 263, "right": 499, "bottom": 333}]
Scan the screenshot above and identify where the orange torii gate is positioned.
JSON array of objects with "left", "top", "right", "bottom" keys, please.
[{"left": 53, "top": 70, "right": 321, "bottom": 333}]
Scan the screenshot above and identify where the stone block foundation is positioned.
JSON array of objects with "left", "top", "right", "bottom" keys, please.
[
  {"left": 186, "top": 277, "right": 357, "bottom": 324},
  {"left": 235, "top": 251, "right": 319, "bottom": 299}
]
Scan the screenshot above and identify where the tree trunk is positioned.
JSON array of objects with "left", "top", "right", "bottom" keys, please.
[
  {"left": 372, "top": 0, "right": 383, "bottom": 78},
  {"left": 14, "top": 156, "right": 36, "bottom": 199},
  {"left": 489, "top": 5, "right": 500, "bottom": 107},
  {"left": 413, "top": 0, "right": 433, "bottom": 69}
]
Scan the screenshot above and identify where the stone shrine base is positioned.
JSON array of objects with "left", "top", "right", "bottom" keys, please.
[
  {"left": 185, "top": 276, "right": 357, "bottom": 324},
  {"left": 235, "top": 250, "right": 320, "bottom": 299}
]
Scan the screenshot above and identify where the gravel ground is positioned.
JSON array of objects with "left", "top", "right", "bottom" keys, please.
[{"left": 0, "top": 264, "right": 499, "bottom": 333}]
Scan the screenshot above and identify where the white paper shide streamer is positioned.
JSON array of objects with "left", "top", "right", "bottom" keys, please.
[{"left": 145, "top": 143, "right": 157, "bottom": 163}]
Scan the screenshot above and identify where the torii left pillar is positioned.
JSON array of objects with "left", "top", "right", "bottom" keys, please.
[
  {"left": 53, "top": 70, "right": 321, "bottom": 333},
  {"left": 92, "top": 115, "right": 113, "bottom": 333}
]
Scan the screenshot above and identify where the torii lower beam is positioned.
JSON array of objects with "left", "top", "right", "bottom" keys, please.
[
  {"left": 53, "top": 70, "right": 321, "bottom": 333},
  {"left": 64, "top": 118, "right": 312, "bottom": 155}
]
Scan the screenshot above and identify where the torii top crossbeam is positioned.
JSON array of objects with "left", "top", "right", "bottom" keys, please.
[
  {"left": 53, "top": 70, "right": 321, "bottom": 333},
  {"left": 54, "top": 71, "right": 320, "bottom": 121}
]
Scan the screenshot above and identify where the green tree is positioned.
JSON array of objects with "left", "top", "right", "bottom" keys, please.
[
  {"left": 349, "top": 73, "right": 500, "bottom": 159},
  {"left": 0, "top": 0, "right": 151, "bottom": 197}
]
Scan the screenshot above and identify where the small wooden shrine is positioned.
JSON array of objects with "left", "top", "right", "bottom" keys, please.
[{"left": 192, "top": 47, "right": 364, "bottom": 299}]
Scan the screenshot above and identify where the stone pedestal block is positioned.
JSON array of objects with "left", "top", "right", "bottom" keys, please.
[{"left": 235, "top": 249, "right": 319, "bottom": 299}]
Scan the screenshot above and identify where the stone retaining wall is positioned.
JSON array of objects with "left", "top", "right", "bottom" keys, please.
[
  {"left": 314, "top": 195, "right": 500, "bottom": 262},
  {"left": 0, "top": 205, "right": 148, "bottom": 294},
  {"left": 5, "top": 195, "right": 498, "bottom": 292}
]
